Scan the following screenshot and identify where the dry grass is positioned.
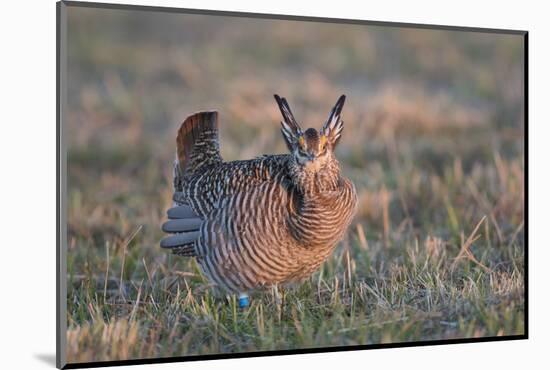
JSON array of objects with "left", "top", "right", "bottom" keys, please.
[{"left": 65, "top": 6, "right": 525, "bottom": 364}]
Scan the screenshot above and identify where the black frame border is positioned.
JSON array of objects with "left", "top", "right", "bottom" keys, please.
[{"left": 56, "top": 1, "right": 528, "bottom": 369}]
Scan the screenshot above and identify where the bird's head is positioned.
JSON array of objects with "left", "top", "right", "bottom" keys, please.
[{"left": 274, "top": 94, "right": 346, "bottom": 173}]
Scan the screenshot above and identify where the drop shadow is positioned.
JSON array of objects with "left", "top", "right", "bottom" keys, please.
[{"left": 34, "top": 353, "right": 57, "bottom": 367}]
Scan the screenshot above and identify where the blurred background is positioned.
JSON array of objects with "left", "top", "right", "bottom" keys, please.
[{"left": 66, "top": 5, "right": 524, "bottom": 363}]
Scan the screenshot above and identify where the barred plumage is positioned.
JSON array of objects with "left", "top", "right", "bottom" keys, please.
[{"left": 161, "top": 95, "right": 357, "bottom": 294}]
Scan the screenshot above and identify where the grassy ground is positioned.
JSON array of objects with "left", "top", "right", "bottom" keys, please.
[{"left": 65, "top": 6, "right": 525, "bottom": 363}]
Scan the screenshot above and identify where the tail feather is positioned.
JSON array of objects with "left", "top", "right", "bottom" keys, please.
[
  {"left": 176, "top": 111, "right": 222, "bottom": 176},
  {"left": 166, "top": 112, "right": 219, "bottom": 257}
]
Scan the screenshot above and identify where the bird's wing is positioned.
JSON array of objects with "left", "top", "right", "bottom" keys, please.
[{"left": 160, "top": 202, "right": 203, "bottom": 256}]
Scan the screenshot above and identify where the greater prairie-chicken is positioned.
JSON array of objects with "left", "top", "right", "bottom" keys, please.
[{"left": 161, "top": 95, "right": 357, "bottom": 306}]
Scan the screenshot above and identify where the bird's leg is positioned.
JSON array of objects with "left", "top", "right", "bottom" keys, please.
[
  {"left": 280, "top": 286, "right": 286, "bottom": 321},
  {"left": 273, "top": 284, "right": 282, "bottom": 305},
  {"left": 273, "top": 284, "right": 286, "bottom": 322},
  {"left": 238, "top": 292, "right": 250, "bottom": 309}
]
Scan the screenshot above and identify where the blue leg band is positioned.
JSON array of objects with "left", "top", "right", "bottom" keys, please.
[{"left": 238, "top": 294, "right": 249, "bottom": 308}]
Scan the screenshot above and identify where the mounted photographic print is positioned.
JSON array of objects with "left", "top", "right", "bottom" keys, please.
[{"left": 57, "top": 1, "right": 527, "bottom": 368}]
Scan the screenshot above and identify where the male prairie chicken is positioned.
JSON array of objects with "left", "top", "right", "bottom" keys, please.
[{"left": 161, "top": 95, "right": 357, "bottom": 306}]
